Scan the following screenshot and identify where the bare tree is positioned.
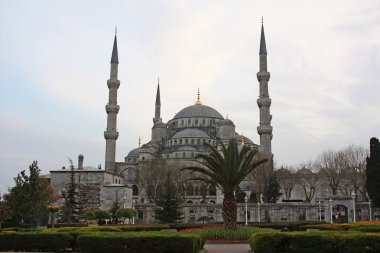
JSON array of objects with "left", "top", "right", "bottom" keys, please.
[
  {"left": 296, "top": 161, "right": 319, "bottom": 202},
  {"left": 135, "top": 159, "right": 188, "bottom": 200},
  {"left": 276, "top": 166, "right": 297, "bottom": 200},
  {"left": 338, "top": 145, "right": 367, "bottom": 198},
  {"left": 318, "top": 150, "right": 342, "bottom": 195}
]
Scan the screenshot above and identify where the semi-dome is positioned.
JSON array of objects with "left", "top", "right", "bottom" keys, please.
[
  {"left": 127, "top": 148, "right": 140, "bottom": 158},
  {"left": 173, "top": 104, "right": 224, "bottom": 120},
  {"left": 172, "top": 128, "right": 211, "bottom": 139}
]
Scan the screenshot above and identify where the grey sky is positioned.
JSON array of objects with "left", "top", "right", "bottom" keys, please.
[{"left": 0, "top": 0, "right": 379, "bottom": 194}]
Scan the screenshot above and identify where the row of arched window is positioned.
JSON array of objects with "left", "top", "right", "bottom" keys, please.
[
  {"left": 166, "top": 138, "right": 216, "bottom": 146},
  {"left": 131, "top": 184, "right": 217, "bottom": 197}
]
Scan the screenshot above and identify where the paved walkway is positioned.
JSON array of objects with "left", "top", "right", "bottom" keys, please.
[{"left": 204, "top": 243, "right": 250, "bottom": 253}]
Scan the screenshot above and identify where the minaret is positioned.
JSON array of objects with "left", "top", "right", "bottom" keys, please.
[
  {"left": 257, "top": 20, "right": 273, "bottom": 156},
  {"left": 104, "top": 31, "right": 120, "bottom": 172},
  {"left": 153, "top": 78, "right": 161, "bottom": 124}
]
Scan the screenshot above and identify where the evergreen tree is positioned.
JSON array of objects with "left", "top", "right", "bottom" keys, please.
[
  {"left": 4, "top": 161, "right": 49, "bottom": 227},
  {"left": 61, "top": 159, "right": 79, "bottom": 223},
  {"left": 267, "top": 173, "right": 282, "bottom": 203},
  {"left": 366, "top": 137, "right": 380, "bottom": 207},
  {"left": 154, "top": 173, "right": 184, "bottom": 224}
]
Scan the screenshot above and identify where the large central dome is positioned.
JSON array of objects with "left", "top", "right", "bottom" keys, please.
[{"left": 173, "top": 104, "right": 224, "bottom": 119}]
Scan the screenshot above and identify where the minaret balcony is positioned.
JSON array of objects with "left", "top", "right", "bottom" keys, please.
[
  {"left": 104, "top": 131, "right": 119, "bottom": 140},
  {"left": 256, "top": 71, "right": 270, "bottom": 81},
  {"left": 257, "top": 98, "right": 271, "bottom": 107},
  {"left": 107, "top": 79, "right": 120, "bottom": 89},
  {"left": 257, "top": 125, "right": 273, "bottom": 135},
  {"left": 106, "top": 104, "right": 120, "bottom": 113}
]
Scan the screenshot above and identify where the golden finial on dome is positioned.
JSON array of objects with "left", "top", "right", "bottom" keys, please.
[{"left": 195, "top": 88, "right": 202, "bottom": 105}]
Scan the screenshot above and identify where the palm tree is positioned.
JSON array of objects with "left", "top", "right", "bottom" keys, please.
[{"left": 183, "top": 139, "right": 267, "bottom": 229}]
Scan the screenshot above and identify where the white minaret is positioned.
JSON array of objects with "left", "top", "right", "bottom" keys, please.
[
  {"left": 104, "top": 31, "right": 120, "bottom": 172},
  {"left": 257, "top": 20, "right": 273, "bottom": 156}
]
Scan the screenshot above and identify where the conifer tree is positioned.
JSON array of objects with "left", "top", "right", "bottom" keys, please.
[
  {"left": 154, "top": 173, "right": 184, "bottom": 224},
  {"left": 366, "top": 137, "right": 380, "bottom": 207},
  {"left": 61, "top": 159, "right": 79, "bottom": 223}
]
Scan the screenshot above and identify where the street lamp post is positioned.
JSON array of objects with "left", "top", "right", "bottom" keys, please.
[
  {"left": 257, "top": 202, "right": 261, "bottom": 223},
  {"left": 352, "top": 192, "right": 356, "bottom": 222},
  {"left": 132, "top": 198, "right": 136, "bottom": 224},
  {"left": 318, "top": 201, "right": 321, "bottom": 222},
  {"left": 244, "top": 195, "right": 248, "bottom": 225},
  {"left": 329, "top": 198, "right": 333, "bottom": 224},
  {"left": 369, "top": 199, "right": 372, "bottom": 221}
]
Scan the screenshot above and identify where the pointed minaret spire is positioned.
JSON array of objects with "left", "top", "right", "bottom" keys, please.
[
  {"left": 104, "top": 31, "right": 121, "bottom": 172},
  {"left": 259, "top": 18, "right": 267, "bottom": 55},
  {"left": 257, "top": 19, "right": 273, "bottom": 157},
  {"left": 138, "top": 136, "right": 141, "bottom": 148},
  {"left": 195, "top": 88, "right": 202, "bottom": 105},
  {"left": 153, "top": 78, "right": 162, "bottom": 124},
  {"left": 111, "top": 29, "right": 119, "bottom": 64}
]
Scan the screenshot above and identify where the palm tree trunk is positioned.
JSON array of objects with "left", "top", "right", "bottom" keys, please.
[{"left": 222, "top": 192, "right": 237, "bottom": 230}]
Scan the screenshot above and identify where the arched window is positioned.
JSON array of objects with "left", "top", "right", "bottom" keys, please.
[
  {"left": 191, "top": 139, "right": 194, "bottom": 144},
  {"left": 183, "top": 152, "right": 186, "bottom": 158},
  {"left": 188, "top": 119, "right": 191, "bottom": 126},
  {"left": 185, "top": 139, "right": 189, "bottom": 144},
  {"left": 197, "top": 139, "right": 200, "bottom": 145},
  {"left": 132, "top": 185, "right": 139, "bottom": 196},
  {"left": 178, "top": 185, "right": 186, "bottom": 196},
  {"left": 200, "top": 184, "right": 207, "bottom": 196},
  {"left": 179, "top": 139, "right": 183, "bottom": 144},
  {"left": 209, "top": 184, "right": 216, "bottom": 196},
  {"left": 194, "top": 185, "right": 199, "bottom": 196},
  {"left": 186, "top": 184, "right": 194, "bottom": 196}
]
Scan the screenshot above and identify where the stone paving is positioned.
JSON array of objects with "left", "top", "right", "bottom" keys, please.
[{"left": 204, "top": 243, "right": 250, "bottom": 253}]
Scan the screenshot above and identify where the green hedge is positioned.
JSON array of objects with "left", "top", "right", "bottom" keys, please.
[
  {"left": 77, "top": 232, "right": 201, "bottom": 253},
  {"left": 250, "top": 232, "right": 380, "bottom": 253},
  {"left": 250, "top": 221, "right": 326, "bottom": 231},
  {"left": 0, "top": 232, "right": 71, "bottom": 252}
]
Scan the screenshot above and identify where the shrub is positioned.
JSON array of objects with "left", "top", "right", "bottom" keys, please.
[
  {"left": 180, "top": 225, "right": 273, "bottom": 241},
  {"left": 50, "top": 223, "right": 88, "bottom": 228},
  {"left": 0, "top": 232, "right": 15, "bottom": 251},
  {"left": 77, "top": 232, "right": 201, "bottom": 253},
  {"left": 250, "top": 232, "right": 288, "bottom": 253},
  {"left": 116, "top": 224, "right": 170, "bottom": 232},
  {"left": 250, "top": 231, "right": 380, "bottom": 253},
  {"left": 337, "top": 233, "right": 380, "bottom": 253},
  {"left": 0, "top": 232, "right": 71, "bottom": 252}
]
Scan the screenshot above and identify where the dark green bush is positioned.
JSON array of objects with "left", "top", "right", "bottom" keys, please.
[
  {"left": 337, "top": 234, "right": 380, "bottom": 253},
  {"left": 52, "top": 223, "right": 88, "bottom": 228},
  {"left": 0, "top": 232, "right": 15, "bottom": 251},
  {"left": 116, "top": 224, "right": 170, "bottom": 232},
  {"left": 250, "top": 232, "right": 289, "bottom": 253},
  {"left": 250, "top": 232, "right": 380, "bottom": 253},
  {"left": 77, "top": 232, "right": 201, "bottom": 253},
  {"left": 0, "top": 232, "right": 71, "bottom": 252},
  {"left": 250, "top": 221, "right": 325, "bottom": 231},
  {"left": 288, "top": 233, "right": 337, "bottom": 253}
]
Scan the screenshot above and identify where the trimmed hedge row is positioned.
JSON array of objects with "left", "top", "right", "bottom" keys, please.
[
  {"left": 77, "top": 232, "right": 202, "bottom": 253},
  {"left": 250, "top": 231, "right": 380, "bottom": 253},
  {"left": 0, "top": 232, "right": 71, "bottom": 252},
  {"left": 305, "top": 221, "right": 380, "bottom": 233},
  {"left": 250, "top": 221, "right": 326, "bottom": 231}
]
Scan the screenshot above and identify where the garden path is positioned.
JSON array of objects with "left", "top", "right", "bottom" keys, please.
[{"left": 204, "top": 242, "right": 250, "bottom": 253}]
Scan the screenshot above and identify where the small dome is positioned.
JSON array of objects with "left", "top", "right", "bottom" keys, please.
[
  {"left": 127, "top": 148, "right": 140, "bottom": 158},
  {"left": 172, "top": 128, "right": 211, "bottom": 139},
  {"left": 173, "top": 104, "right": 224, "bottom": 119},
  {"left": 234, "top": 133, "right": 254, "bottom": 145},
  {"left": 220, "top": 119, "right": 235, "bottom": 127}
]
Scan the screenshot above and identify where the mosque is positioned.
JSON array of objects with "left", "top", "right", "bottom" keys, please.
[{"left": 49, "top": 23, "right": 371, "bottom": 224}]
